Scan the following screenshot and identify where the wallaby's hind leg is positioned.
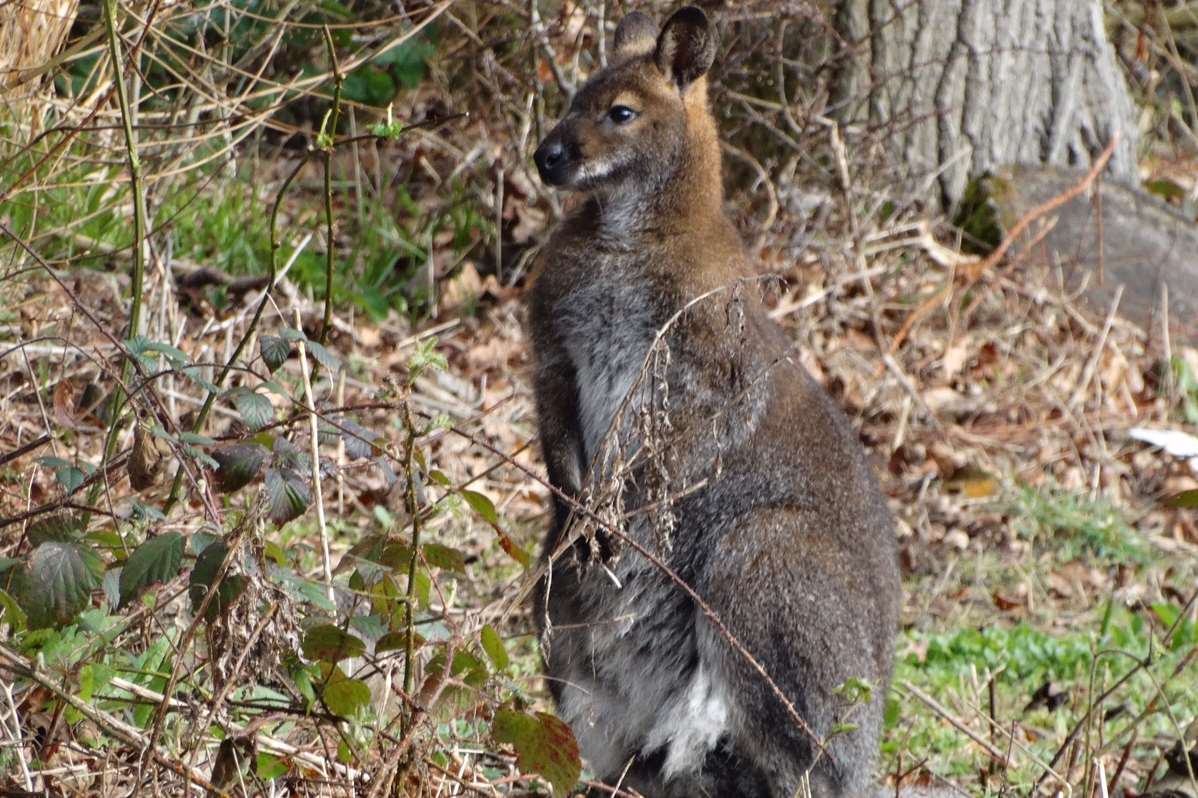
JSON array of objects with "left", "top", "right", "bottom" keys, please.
[{"left": 695, "top": 508, "right": 897, "bottom": 798}]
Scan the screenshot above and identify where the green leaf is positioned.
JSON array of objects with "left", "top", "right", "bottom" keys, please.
[
  {"left": 303, "top": 339, "right": 341, "bottom": 373},
  {"left": 0, "top": 588, "right": 28, "bottom": 630},
  {"left": 16, "top": 541, "right": 103, "bottom": 629},
  {"left": 1151, "top": 602, "right": 1180, "bottom": 629},
  {"left": 256, "top": 752, "right": 288, "bottom": 781},
  {"left": 180, "top": 366, "right": 220, "bottom": 393},
  {"left": 79, "top": 661, "right": 115, "bottom": 701},
  {"left": 226, "top": 386, "right": 275, "bottom": 431},
  {"left": 302, "top": 624, "right": 366, "bottom": 663},
  {"left": 179, "top": 431, "right": 217, "bottom": 446},
  {"left": 265, "top": 468, "right": 310, "bottom": 524},
  {"left": 259, "top": 335, "right": 291, "bottom": 373},
  {"left": 832, "top": 676, "right": 874, "bottom": 705},
  {"left": 123, "top": 336, "right": 160, "bottom": 371},
  {"left": 480, "top": 624, "right": 509, "bottom": 671},
  {"left": 211, "top": 444, "right": 268, "bottom": 493},
  {"left": 423, "top": 543, "right": 466, "bottom": 574},
  {"left": 118, "top": 532, "right": 184, "bottom": 608},
  {"left": 341, "top": 65, "right": 397, "bottom": 107},
  {"left": 460, "top": 490, "right": 499, "bottom": 525},
  {"left": 130, "top": 635, "right": 172, "bottom": 728},
  {"left": 373, "top": 36, "right": 435, "bottom": 89},
  {"left": 1165, "top": 489, "right": 1198, "bottom": 509},
  {"left": 497, "top": 533, "right": 531, "bottom": 569},
  {"left": 27, "top": 513, "right": 85, "bottom": 546},
  {"left": 492, "top": 709, "right": 581, "bottom": 797},
  {"left": 138, "top": 340, "right": 191, "bottom": 368},
  {"left": 339, "top": 419, "right": 381, "bottom": 460},
  {"left": 54, "top": 466, "right": 86, "bottom": 492},
  {"left": 376, "top": 631, "right": 423, "bottom": 653},
  {"left": 322, "top": 673, "right": 371, "bottom": 718},
  {"left": 828, "top": 721, "right": 859, "bottom": 738},
  {"left": 187, "top": 541, "right": 247, "bottom": 621}
]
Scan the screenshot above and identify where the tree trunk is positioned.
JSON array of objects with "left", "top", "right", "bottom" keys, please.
[{"left": 833, "top": 0, "right": 1141, "bottom": 210}]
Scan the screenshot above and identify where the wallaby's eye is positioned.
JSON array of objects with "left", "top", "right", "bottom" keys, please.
[{"left": 607, "top": 105, "right": 638, "bottom": 125}]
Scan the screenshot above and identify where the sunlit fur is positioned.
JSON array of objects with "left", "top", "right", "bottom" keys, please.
[{"left": 527, "top": 8, "right": 901, "bottom": 797}]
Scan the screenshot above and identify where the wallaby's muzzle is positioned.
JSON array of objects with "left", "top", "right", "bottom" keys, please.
[{"left": 533, "top": 128, "right": 578, "bottom": 187}]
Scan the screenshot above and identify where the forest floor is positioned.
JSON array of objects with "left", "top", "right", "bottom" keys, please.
[{"left": 2, "top": 2, "right": 1198, "bottom": 796}]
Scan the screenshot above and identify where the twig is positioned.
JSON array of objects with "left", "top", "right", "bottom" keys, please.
[
  {"left": 317, "top": 25, "right": 344, "bottom": 354},
  {"left": 901, "top": 681, "right": 1013, "bottom": 766},
  {"left": 400, "top": 401, "right": 423, "bottom": 736},
  {"left": 0, "top": 435, "right": 51, "bottom": 468},
  {"left": 296, "top": 309, "right": 335, "bottom": 606},
  {"left": 0, "top": 643, "right": 216, "bottom": 794},
  {"left": 92, "top": 0, "right": 150, "bottom": 506}
]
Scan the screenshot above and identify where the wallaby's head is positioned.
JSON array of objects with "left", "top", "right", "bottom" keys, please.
[{"left": 533, "top": 6, "right": 719, "bottom": 197}]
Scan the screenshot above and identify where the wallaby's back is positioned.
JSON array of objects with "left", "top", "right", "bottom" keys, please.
[{"left": 527, "top": 8, "right": 901, "bottom": 796}]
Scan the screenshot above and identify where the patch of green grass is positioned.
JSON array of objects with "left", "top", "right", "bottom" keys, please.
[
  {"left": 1011, "top": 482, "right": 1150, "bottom": 565},
  {"left": 886, "top": 601, "right": 1198, "bottom": 791}
]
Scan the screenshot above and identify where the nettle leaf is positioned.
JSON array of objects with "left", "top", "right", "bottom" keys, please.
[
  {"left": 460, "top": 490, "right": 499, "bottom": 526},
  {"left": 480, "top": 624, "right": 509, "bottom": 671},
  {"left": 27, "top": 512, "right": 85, "bottom": 546},
  {"left": 492, "top": 709, "right": 581, "bottom": 797},
  {"left": 259, "top": 335, "right": 291, "bottom": 373},
  {"left": 265, "top": 468, "right": 310, "bottom": 524},
  {"left": 226, "top": 386, "right": 275, "bottom": 431},
  {"left": 422, "top": 543, "right": 466, "bottom": 574},
  {"left": 188, "top": 541, "right": 248, "bottom": 621},
  {"left": 302, "top": 624, "right": 366, "bottom": 663},
  {"left": 118, "top": 532, "right": 184, "bottom": 608},
  {"left": 303, "top": 339, "right": 341, "bottom": 373},
  {"left": 16, "top": 541, "right": 104, "bottom": 629},
  {"left": 211, "top": 444, "right": 268, "bottom": 493}
]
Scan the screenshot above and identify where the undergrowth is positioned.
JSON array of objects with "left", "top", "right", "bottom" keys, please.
[{"left": 1, "top": 1, "right": 1196, "bottom": 797}]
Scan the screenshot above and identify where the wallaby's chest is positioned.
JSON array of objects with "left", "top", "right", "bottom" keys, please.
[{"left": 553, "top": 268, "right": 661, "bottom": 465}]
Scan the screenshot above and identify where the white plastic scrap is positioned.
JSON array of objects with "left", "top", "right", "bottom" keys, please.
[{"left": 1128, "top": 427, "right": 1198, "bottom": 473}]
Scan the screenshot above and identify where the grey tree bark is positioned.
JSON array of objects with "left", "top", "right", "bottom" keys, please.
[{"left": 833, "top": 0, "right": 1141, "bottom": 209}]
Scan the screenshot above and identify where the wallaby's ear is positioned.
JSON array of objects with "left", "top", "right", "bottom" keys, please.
[
  {"left": 612, "top": 12, "right": 657, "bottom": 62},
  {"left": 655, "top": 6, "right": 717, "bottom": 90}
]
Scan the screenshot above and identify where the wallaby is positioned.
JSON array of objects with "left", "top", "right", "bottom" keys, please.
[{"left": 526, "top": 7, "right": 901, "bottom": 797}]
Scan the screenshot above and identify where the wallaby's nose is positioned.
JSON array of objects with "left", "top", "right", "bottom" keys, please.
[{"left": 534, "top": 137, "right": 571, "bottom": 186}]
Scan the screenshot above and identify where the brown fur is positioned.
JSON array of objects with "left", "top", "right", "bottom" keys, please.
[{"left": 527, "top": 8, "right": 901, "bottom": 797}]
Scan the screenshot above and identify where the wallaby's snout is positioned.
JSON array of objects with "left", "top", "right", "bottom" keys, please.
[{"left": 533, "top": 128, "right": 577, "bottom": 187}]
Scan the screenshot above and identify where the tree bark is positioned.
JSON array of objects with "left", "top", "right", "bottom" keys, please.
[{"left": 833, "top": 0, "right": 1141, "bottom": 209}]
